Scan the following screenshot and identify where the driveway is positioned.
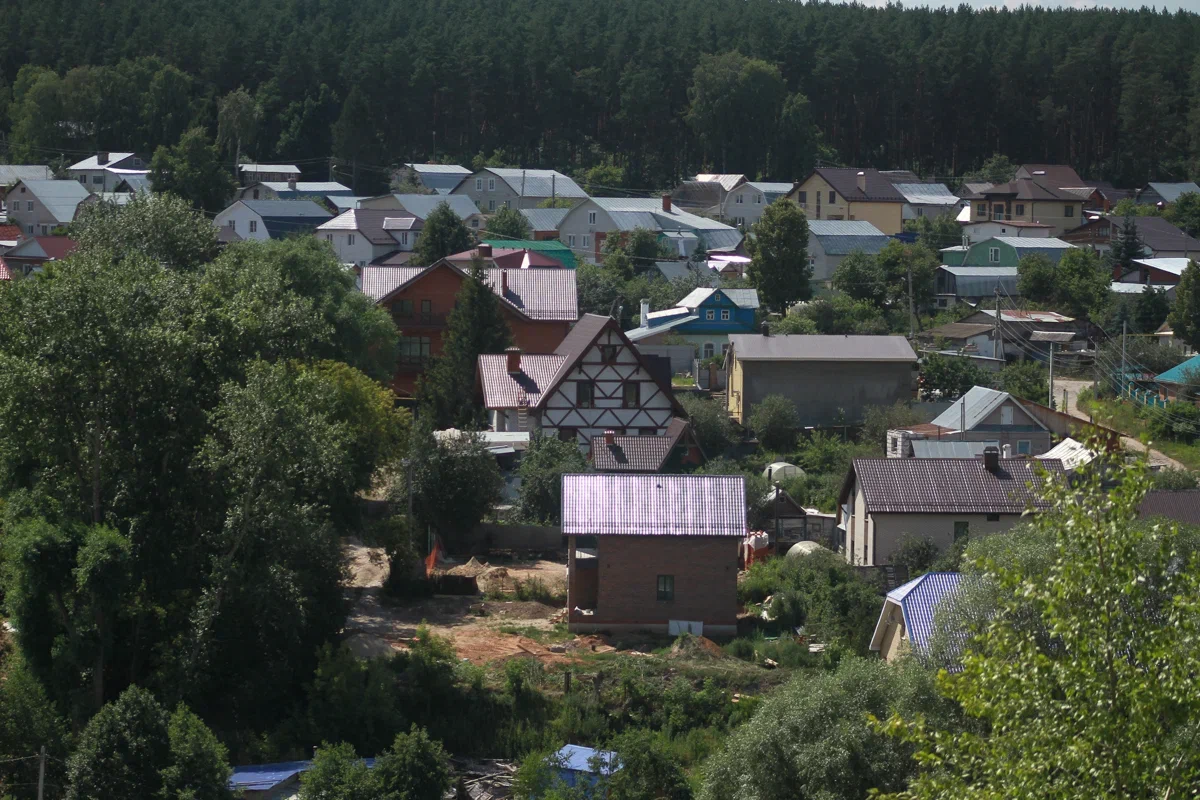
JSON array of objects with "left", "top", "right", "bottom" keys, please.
[{"left": 1054, "top": 378, "right": 1187, "bottom": 470}]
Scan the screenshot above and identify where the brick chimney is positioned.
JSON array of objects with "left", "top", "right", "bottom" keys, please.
[
  {"left": 500, "top": 269, "right": 508, "bottom": 294},
  {"left": 506, "top": 346, "right": 522, "bottom": 374},
  {"left": 983, "top": 445, "right": 1000, "bottom": 473},
  {"left": 640, "top": 298, "right": 650, "bottom": 328},
  {"left": 662, "top": 194, "right": 672, "bottom": 212},
  {"left": 287, "top": 177, "right": 297, "bottom": 191},
  {"left": 604, "top": 429, "right": 615, "bottom": 445},
  {"left": 478, "top": 243, "right": 493, "bottom": 258},
  {"left": 97, "top": 152, "right": 109, "bottom": 165},
  {"left": 761, "top": 321, "right": 771, "bottom": 337},
  {"left": 856, "top": 171, "right": 866, "bottom": 194}
]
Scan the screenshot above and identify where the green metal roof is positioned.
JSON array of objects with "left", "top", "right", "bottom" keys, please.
[{"left": 480, "top": 239, "right": 577, "bottom": 269}]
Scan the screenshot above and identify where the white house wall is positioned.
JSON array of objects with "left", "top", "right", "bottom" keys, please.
[
  {"left": 318, "top": 231, "right": 401, "bottom": 266},
  {"left": 558, "top": 201, "right": 614, "bottom": 264},
  {"left": 214, "top": 203, "right": 270, "bottom": 241}
]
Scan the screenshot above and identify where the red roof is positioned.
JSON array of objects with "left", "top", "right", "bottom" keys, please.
[
  {"left": 34, "top": 236, "right": 78, "bottom": 261},
  {"left": 0, "top": 224, "right": 22, "bottom": 241},
  {"left": 360, "top": 261, "right": 577, "bottom": 322},
  {"left": 446, "top": 247, "right": 565, "bottom": 269},
  {"left": 0, "top": 259, "right": 11, "bottom": 280}
]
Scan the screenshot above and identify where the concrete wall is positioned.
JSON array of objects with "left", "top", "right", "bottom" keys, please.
[
  {"left": 738, "top": 360, "right": 915, "bottom": 427},
  {"left": 869, "top": 512, "right": 1021, "bottom": 566},
  {"left": 635, "top": 344, "right": 696, "bottom": 375}
]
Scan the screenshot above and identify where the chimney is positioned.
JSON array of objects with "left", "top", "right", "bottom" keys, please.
[
  {"left": 97, "top": 152, "right": 109, "bottom": 165},
  {"left": 478, "top": 243, "right": 493, "bottom": 258},
  {"left": 983, "top": 445, "right": 1000, "bottom": 474},
  {"left": 604, "top": 429, "right": 615, "bottom": 446},
  {"left": 287, "top": 177, "right": 297, "bottom": 191},
  {"left": 640, "top": 298, "right": 650, "bottom": 328},
  {"left": 505, "top": 346, "right": 521, "bottom": 374},
  {"left": 500, "top": 269, "right": 508, "bottom": 294},
  {"left": 856, "top": 171, "right": 866, "bottom": 194},
  {"left": 1002, "top": 443, "right": 1013, "bottom": 459},
  {"left": 662, "top": 193, "right": 672, "bottom": 212},
  {"left": 761, "top": 321, "right": 771, "bottom": 337}
]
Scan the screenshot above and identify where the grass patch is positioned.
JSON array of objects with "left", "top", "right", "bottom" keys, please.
[
  {"left": 497, "top": 623, "right": 573, "bottom": 644},
  {"left": 1078, "top": 393, "right": 1200, "bottom": 470},
  {"left": 672, "top": 375, "right": 696, "bottom": 387}
]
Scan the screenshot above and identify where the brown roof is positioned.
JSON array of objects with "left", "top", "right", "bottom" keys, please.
[
  {"left": 321, "top": 209, "right": 421, "bottom": 245},
  {"left": 1139, "top": 490, "right": 1200, "bottom": 526},
  {"left": 1064, "top": 215, "right": 1200, "bottom": 254},
  {"left": 919, "top": 322, "right": 995, "bottom": 341},
  {"left": 1016, "top": 164, "right": 1085, "bottom": 188},
  {"left": 812, "top": 168, "right": 904, "bottom": 203},
  {"left": 844, "top": 457, "right": 1065, "bottom": 515},
  {"left": 981, "top": 178, "right": 1082, "bottom": 202},
  {"left": 360, "top": 261, "right": 577, "bottom": 321},
  {"left": 591, "top": 418, "right": 694, "bottom": 472}
]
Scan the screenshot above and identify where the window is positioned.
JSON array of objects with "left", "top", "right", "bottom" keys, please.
[
  {"left": 656, "top": 575, "right": 674, "bottom": 601},
  {"left": 986, "top": 514, "right": 1001, "bottom": 522},
  {"left": 916, "top": 207, "right": 924, "bottom": 217},
  {"left": 132, "top": 158, "right": 143, "bottom": 167},
  {"left": 1001, "top": 405, "right": 1014, "bottom": 425},
  {"left": 993, "top": 204, "right": 1005, "bottom": 220},
  {"left": 26, "top": 225, "right": 33, "bottom": 234},
  {"left": 721, "top": 309, "right": 730, "bottom": 320},
  {"left": 824, "top": 190, "right": 832, "bottom": 204},
  {"left": 721, "top": 343, "right": 730, "bottom": 355},
  {"left": 977, "top": 203, "right": 987, "bottom": 216},
  {"left": 1017, "top": 439, "right": 1032, "bottom": 455},
  {"left": 736, "top": 217, "right": 745, "bottom": 226},
  {"left": 475, "top": 178, "right": 482, "bottom": 190},
  {"left": 252, "top": 189, "right": 260, "bottom": 200},
  {"left": 1064, "top": 205, "right": 1074, "bottom": 218},
  {"left": 705, "top": 309, "right": 715, "bottom": 320},
  {"left": 488, "top": 200, "right": 496, "bottom": 211},
  {"left": 249, "top": 220, "right": 257, "bottom": 233},
  {"left": 954, "top": 521, "right": 970, "bottom": 542},
  {"left": 582, "top": 234, "right": 591, "bottom": 249},
  {"left": 92, "top": 175, "right": 103, "bottom": 185},
  {"left": 228, "top": 220, "right": 236, "bottom": 231},
  {"left": 1015, "top": 203, "right": 1025, "bottom": 216},
  {"left": 504, "top": 200, "right": 511, "bottom": 208},
  {"left": 26, "top": 201, "right": 34, "bottom": 211},
  {"left": 989, "top": 247, "right": 1000, "bottom": 263},
  {"left": 576, "top": 381, "right": 594, "bottom": 409},
  {"left": 397, "top": 335, "right": 431, "bottom": 363},
  {"left": 78, "top": 175, "right": 86, "bottom": 184},
  {"left": 735, "top": 193, "right": 744, "bottom": 204},
  {"left": 420, "top": 299, "right": 432, "bottom": 316},
  {"left": 703, "top": 342, "right": 715, "bottom": 358},
  {"left": 808, "top": 255, "right": 816, "bottom": 266},
  {"left": 557, "top": 427, "right": 578, "bottom": 443},
  {"left": 344, "top": 234, "right": 354, "bottom": 245},
  {"left": 588, "top": 211, "right": 597, "bottom": 225},
  {"left": 400, "top": 231, "right": 409, "bottom": 245},
  {"left": 599, "top": 344, "right": 618, "bottom": 363},
  {"left": 755, "top": 194, "right": 762, "bottom": 204},
  {"left": 488, "top": 178, "right": 496, "bottom": 191},
  {"left": 798, "top": 191, "right": 807, "bottom": 203},
  {"left": 39, "top": 225, "right": 47, "bottom": 235},
  {"left": 622, "top": 382, "right": 640, "bottom": 409},
  {"left": 471, "top": 218, "right": 479, "bottom": 228},
  {"left": 568, "top": 234, "right": 577, "bottom": 247}
]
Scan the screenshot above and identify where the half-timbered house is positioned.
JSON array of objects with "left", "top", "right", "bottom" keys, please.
[{"left": 477, "top": 314, "right": 685, "bottom": 451}]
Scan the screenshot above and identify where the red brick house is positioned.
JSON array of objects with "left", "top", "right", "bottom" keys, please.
[
  {"left": 361, "top": 261, "right": 577, "bottom": 398},
  {"left": 562, "top": 473, "right": 746, "bottom": 636}
]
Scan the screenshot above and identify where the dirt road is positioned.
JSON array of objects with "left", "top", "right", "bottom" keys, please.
[{"left": 1054, "top": 378, "right": 1187, "bottom": 470}]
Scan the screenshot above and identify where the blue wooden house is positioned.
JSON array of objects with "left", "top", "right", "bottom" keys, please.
[{"left": 626, "top": 288, "right": 760, "bottom": 359}]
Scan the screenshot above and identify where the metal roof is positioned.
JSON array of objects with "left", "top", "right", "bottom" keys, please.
[
  {"left": 892, "top": 182, "right": 960, "bottom": 205},
  {"left": 406, "top": 163, "right": 471, "bottom": 175},
  {"left": 1029, "top": 331, "right": 1075, "bottom": 343},
  {"left": 1154, "top": 353, "right": 1200, "bottom": 385},
  {"left": 228, "top": 761, "right": 311, "bottom": 791},
  {"left": 318, "top": 209, "right": 418, "bottom": 244},
  {"left": 814, "top": 233, "right": 893, "bottom": 256},
  {"left": 1139, "top": 490, "right": 1200, "bottom": 525},
  {"left": 974, "top": 309, "right": 1075, "bottom": 323},
  {"left": 13, "top": 179, "right": 92, "bottom": 222},
  {"left": 591, "top": 418, "right": 692, "bottom": 472},
  {"left": 478, "top": 353, "right": 566, "bottom": 407},
  {"left": 608, "top": 210, "right": 661, "bottom": 231},
  {"left": 359, "top": 262, "right": 576, "bottom": 320},
  {"left": 849, "top": 457, "right": 1063, "bottom": 515},
  {"left": 694, "top": 174, "right": 747, "bottom": 192},
  {"left": 1037, "top": 437, "right": 1096, "bottom": 471},
  {"left": 625, "top": 314, "right": 699, "bottom": 341},
  {"left": 877, "top": 572, "right": 963, "bottom": 654},
  {"left": 992, "top": 236, "right": 1075, "bottom": 250},
  {"left": 482, "top": 168, "right": 588, "bottom": 199},
  {"left": 241, "top": 199, "right": 331, "bottom": 218},
  {"left": 0, "top": 165, "right": 52, "bottom": 185},
  {"left": 1147, "top": 182, "right": 1200, "bottom": 204},
  {"left": 1132, "top": 257, "right": 1192, "bottom": 276},
  {"left": 561, "top": 474, "right": 746, "bottom": 536},
  {"left": 728, "top": 334, "right": 917, "bottom": 362},
  {"left": 931, "top": 386, "right": 1041, "bottom": 431},
  {"left": 404, "top": 163, "right": 471, "bottom": 194},
  {"left": 261, "top": 181, "right": 353, "bottom": 195},
  {"left": 68, "top": 153, "right": 139, "bottom": 170},
  {"left": 556, "top": 745, "right": 619, "bottom": 775},
  {"left": 1110, "top": 282, "right": 1176, "bottom": 295},
  {"left": 390, "top": 194, "right": 481, "bottom": 221},
  {"left": 481, "top": 239, "right": 577, "bottom": 269},
  {"left": 655, "top": 260, "right": 720, "bottom": 285},
  {"left": 328, "top": 196, "right": 365, "bottom": 211},
  {"left": 939, "top": 267, "right": 1018, "bottom": 277},
  {"left": 745, "top": 181, "right": 794, "bottom": 198},
  {"left": 939, "top": 266, "right": 1018, "bottom": 298},
  {"left": 910, "top": 440, "right": 999, "bottom": 458},
  {"left": 521, "top": 207, "right": 569, "bottom": 232},
  {"left": 676, "top": 287, "right": 760, "bottom": 310},
  {"left": 239, "top": 163, "right": 301, "bottom": 174},
  {"left": 807, "top": 220, "right": 887, "bottom": 236}
]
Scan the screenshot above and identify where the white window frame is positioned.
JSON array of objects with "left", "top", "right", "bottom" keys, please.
[
  {"left": 736, "top": 193, "right": 744, "bottom": 204},
  {"left": 1001, "top": 405, "right": 1013, "bottom": 425},
  {"left": 488, "top": 178, "right": 496, "bottom": 191},
  {"left": 348, "top": 234, "right": 355, "bottom": 245},
  {"left": 703, "top": 342, "right": 715, "bottom": 358},
  {"left": 989, "top": 247, "right": 1000, "bottom": 263},
  {"left": 721, "top": 309, "right": 730, "bottom": 321},
  {"left": 1018, "top": 439, "right": 1032, "bottom": 455},
  {"left": 471, "top": 218, "right": 479, "bottom": 228},
  {"left": 582, "top": 234, "right": 591, "bottom": 249},
  {"left": 488, "top": 200, "right": 496, "bottom": 211},
  {"left": 401, "top": 232, "right": 409, "bottom": 245},
  {"left": 705, "top": 309, "right": 715, "bottom": 320},
  {"left": 249, "top": 220, "right": 257, "bottom": 233},
  {"left": 755, "top": 194, "right": 762, "bottom": 204},
  {"left": 475, "top": 178, "right": 482, "bottom": 190},
  {"left": 92, "top": 175, "right": 103, "bottom": 185},
  {"left": 568, "top": 234, "right": 577, "bottom": 247},
  {"left": 325, "top": 234, "right": 333, "bottom": 241},
  {"left": 228, "top": 220, "right": 236, "bottom": 231},
  {"left": 588, "top": 211, "right": 597, "bottom": 225}
]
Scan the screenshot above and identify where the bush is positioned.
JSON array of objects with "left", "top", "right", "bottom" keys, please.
[
  {"left": 518, "top": 432, "right": 588, "bottom": 524},
  {"left": 860, "top": 401, "right": 922, "bottom": 452},
  {"left": 889, "top": 533, "right": 941, "bottom": 575},
  {"left": 993, "top": 360, "right": 1048, "bottom": 404},
  {"left": 1154, "top": 468, "right": 1199, "bottom": 490},
  {"left": 678, "top": 393, "right": 736, "bottom": 456},
  {"left": 514, "top": 577, "right": 567, "bottom": 607},
  {"left": 750, "top": 394, "right": 800, "bottom": 451},
  {"left": 1145, "top": 400, "right": 1200, "bottom": 443}
]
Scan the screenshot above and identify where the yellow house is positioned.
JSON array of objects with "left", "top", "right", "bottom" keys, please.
[
  {"left": 786, "top": 168, "right": 905, "bottom": 234},
  {"left": 967, "top": 178, "right": 1085, "bottom": 237}
]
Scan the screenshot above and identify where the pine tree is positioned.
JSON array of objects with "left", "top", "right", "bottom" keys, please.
[
  {"left": 413, "top": 202, "right": 474, "bottom": 266},
  {"left": 1108, "top": 215, "right": 1143, "bottom": 278},
  {"left": 415, "top": 256, "right": 512, "bottom": 428},
  {"left": 747, "top": 200, "right": 811, "bottom": 313}
]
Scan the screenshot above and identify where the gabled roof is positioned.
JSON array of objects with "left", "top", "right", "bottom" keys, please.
[
  {"left": 982, "top": 178, "right": 1084, "bottom": 202},
  {"left": 809, "top": 168, "right": 904, "bottom": 203},
  {"left": 694, "top": 173, "right": 747, "bottom": 192},
  {"left": 625, "top": 313, "right": 699, "bottom": 342},
  {"left": 389, "top": 194, "right": 481, "bottom": 221},
  {"left": 973, "top": 309, "right": 1075, "bottom": 323},
  {"left": 11, "top": 179, "right": 92, "bottom": 222},
  {"left": 807, "top": 220, "right": 887, "bottom": 237},
  {"left": 991, "top": 236, "right": 1074, "bottom": 250},
  {"left": 521, "top": 207, "right": 569, "bottom": 232},
  {"left": 481, "top": 239, "right": 577, "bottom": 269},
  {"left": 672, "top": 181, "right": 725, "bottom": 209},
  {"left": 0, "top": 165, "right": 52, "bottom": 185},
  {"left": 1132, "top": 257, "right": 1193, "bottom": 277},
  {"left": 67, "top": 153, "right": 141, "bottom": 170},
  {"left": 807, "top": 220, "right": 892, "bottom": 255},
  {"left": 239, "top": 200, "right": 332, "bottom": 237},
  {"left": 362, "top": 262, "right": 577, "bottom": 322},
  {"left": 1015, "top": 164, "right": 1084, "bottom": 187},
  {"left": 1110, "top": 282, "right": 1176, "bottom": 295},
  {"left": 728, "top": 334, "right": 917, "bottom": 362},
  {"left": 318, "top": 209, "right": 421, "bottom": 245},
  {"left": 892, "top": 183, "right": 959, "bottom": 206},
  {"left": 239, "top": 163, "right": 301, "bottom": 175},
  {"left": 919, "top": 321, "right": 995, "bottom": 341},
  {"left": 1139, "top": 490, "right": 1200, "bottom": 525},
  {"left": 745, "top": 181, "right": 793, "bottom": 199},
  {"left": 1154, "top": 353, "right": 1200, "bottom": 385},
  {"left": 328, "top": 196, "right": 366, "bottom": 211},
  {"left": 2, "top": 236, "right": 77, "bottom": 262},
  {"left": 591, "top": 418, "right": 695, "bottom": 472},
  {"left": 871, "top": 572, "right": 963, "bottom": 654},
  {"left": 561, "top": 473, "right": 746, "bottom": 536},
  {"left": 471, "top": 168, "right": 588, "bottom": 199},
  {"left": 846, "top": 458, "right": 1063, "bottom": 515},
  {"left": 1147, "top": 182, "right": 1200, "bottom": 204},
  {"left": 445, "top": 246, "right": 564, "bottom": 269},
  {"left": 1037, "top": 437, "right": 1097, "bottom": 471},
  {"left": 1127, "top": 217, "right": 1200, "bottom": 253},
  {"left": 404, "top": 163, "right": 471, "bottom": 194},
  {"left": 931, "top": 386, "right": 1044, "bottom": 432},
  {"left": 676, "top": 287, "right": 760, "bottom": 310}
]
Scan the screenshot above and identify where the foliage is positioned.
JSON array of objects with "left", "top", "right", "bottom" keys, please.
[
  {"left": 416, "top": 257, "right": 512, "bottom": 428},
  {"left": 879, "top": 451, "right": 1200, "bottom": 800},
  {"left": 1134, "top": 285, "right": 1171, "bottom": 334},
  {"left": 889, "top": 533, "right": 941, "bottom": 576},
  {"left": 1015, "top": 253, "right": 1057, "bottom": 304},
  {"left": 413, "top": 201, "right": 474, "bottom": 266},
  {"left": 390, "top": 166, "right": 436, "bottom": 195},
  {"left": 215, "top": 86, "right": 261, "bottom": 162},
  {"left": 787, "top": 294, "right": 889, "bottom": 335},
  {"left": 485, "top": 205, "right": 532, "bottom": 241},
  {"left": 373, "top": 726, "right": 452, "bottom": 800},
  {"left": 1154, "top": 467, "right": 1199, "bottom": 490},
  {"left": 1164, "top": 191, "right": 1200, "bottom": 237},
  {"left": 0, "top": 656, "right": 69, "bottom": 799},
  {"left": 904, "top": 213, "right": 962, "bottom": 251},
  {"left": 992, "top": 360, "right": 1047, "bottom": 403},
  {"left": 149, "top": 126, "right": 236, "bottom": 212},
  {"left": 964, "top": 153, "right": 1016, "bottom": 184},
  {"left": 161, "top": 705, "right": 234, "bottom": 800},
  {"left": 603, "top": 729, "right": 692, "bottom": 800},
  {"left": 1096, "top": 335, "right": 1188, "bottom": 390},
  {"left": 1054, "top": 247, "right": 1112, "bottom": 319},
  {"left": 792, "top": 431, "right": 875, "bottom": 476},
  {"left": 678, "top": 393, "right": 735, "bottom": 456},
  {"left": 874, "top": 239, "right": 939, "bottom": 314},
  {"left": 861, "top": 402, "right": 923, "bottom": 451},
  {"left": 518, "top": 432, "right": 588, "bottom": 524},
  {"left": 699, "top": 657, "right": 957, "bottom": 800},
  {"left": 746, "top": 200, "right": 810, "bottom": 313},
  {"left": 1167, "top": 259, "right": 1200, "bottom": 350},
  {"left": 920, "top": 353, "right": 986, "bottom": 400},
  {"left": 71, "top": 191, "right": 219, "bottom": 271},
  {"left": 299, "top": 741, "right": 377, "bottom": 800},
  {"left": 749, "top": 394, "right": 800, "bottom": 451},
  {"left": 1107, "top": 215, "right": 1143, "bottom": 276},
  {"left": 1145, "top": 399, "right": 1200, "bottom": 443}
]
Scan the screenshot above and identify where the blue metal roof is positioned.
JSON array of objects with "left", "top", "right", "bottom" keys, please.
[
  {"left": 229, "top": 758, "right": 375, "bottom": 791},
  {"left": 557, "top": 745, "right": 619, "bottom": 774},
  {"left": 812, "top": 232, "right": 892, "bottom": 256},
  {"left": 887, "top": 572, "right": 962, "bottom": 653},
  {"left": 1155, "top": 354, "right": 1200, "bottom": 385}
]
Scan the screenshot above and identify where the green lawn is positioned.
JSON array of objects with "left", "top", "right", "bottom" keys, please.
[{"left": 1077, "top": 392, "right": 1200, "bottom": 471}]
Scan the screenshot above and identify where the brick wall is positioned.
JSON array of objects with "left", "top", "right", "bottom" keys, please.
[{"left": 592, "top": 536, "right": 739, "bottom": 628}]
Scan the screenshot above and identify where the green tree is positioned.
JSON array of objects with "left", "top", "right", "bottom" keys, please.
[
  {"left": 161, "top": 705, "right": 234, "bottom": 800},
  {"left": 747, "top": 200, "right": 810, "bottom": 313},
  {"left": 964, "top": 153, "right": 1016, "bottom": 185},
  {"left": 0, "top": 658, "right": 69, "bottom": 799},
  {"left": 299, "top": 742, "right": 377, "bottom": 800},
  {"left": 905, "top": 213, "right": 962, "bottom": 251},
  {"left": 1167, "top": 259, "right": 1200, "bottom": 349},
  {"left": 149, "top": 127, "right": 236, "bottom": 212},
  {"left": 749, "top": 394, "right": 800, "bottom": 452},
  {"left": 1055, "top": 246, "right": 1113, "bottom": 320},
  {"left": 861, "top": 402, "right": 923, "bottom": 451},
  {"left": 71, "top": 192, "right": 219, "bottom": 271},
  {"left": 831, "top": 250, "right": 886, "bottom": 307},
  {"left": 413, "top": 201, "right": 474, "bottom": 266},
  {"left": 625, "top": 227, "right": 673, "bottom": 269},
  {"left": 920, "top": 353, "right": 985, "bottom": 400},
  {"left": 373, "top": 726, "right": 452, "bottom": 800},
  {"left": 390, "top": 166, "right": 435, "bottom": 195},
  {"left": 485, "top": 205, "right": 532, "bottom": 241},
  {"left": 687, "top": 51, "right": 787, "bottom": 176},
  {"left": 678, "top": 393, "right": 735, "bottom": 456},
  {"left": 65, "top": 686, "right": 170, "bottom": 800},
  {"left": 216, "top": 86, "right": 261, "bottom": 165},
  {"left": 518, "top": 432, "right": 588, "bottom": 525},
  {"left": 1107, "top": 215, "right": 1143, "bottom": 277},
  {"left": 416, "top": 258, "right": 511, "bottom": 428},
  {"left": 879, "top": 451, "right": 1200, "bottom": 800},
  {"left": 993, "top": 360, "right": 1048, "bottom": 403},
  {"left": 874, "top": 239, "right": 939, "bottom": 315},
  {"left": 1016, "top": 253, "right": 1057, "bottom": 304},
  {"left": 601, "top": 232, "right": 635, "bottom": 281},
  {"left": 889, "top": 533, "right": 941, "bottom": 576},
  {"left": 601, "top": 729, "right": 690, "bottom": 800},
  {"left": 789, "top": 294, "right": 887, "bottom": 335},
  {"left": 1165, "top": 191, "right": 1200, "bottom": 238},
  {"left": 1134, "top": 285, "right": 1170, "bottom": 334}
]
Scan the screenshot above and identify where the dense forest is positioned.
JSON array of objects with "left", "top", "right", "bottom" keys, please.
[{"left": 0, "top": 0, "right": 1199, "bottom": 193}]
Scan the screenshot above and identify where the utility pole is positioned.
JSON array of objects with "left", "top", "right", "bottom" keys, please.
[
  {"left": 1048, "top": 342, "right": 1054, "bottom": 408},
  {"left": 907, "top": 263, "right": 915, "bottom": 340},
  {"left": 37, "top": 746, "right": 46, "bottom": 800},
  {"left": 1121, "top": 320, "right": 1128, "bottom": 399},
  {"left": 993, "top": 286, "right": 1002, "bottom": 360}
]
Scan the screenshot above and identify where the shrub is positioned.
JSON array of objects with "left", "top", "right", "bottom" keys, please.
[
  {"left": 750, "top": 394, "right": 800, "bottom": 451},
  {"left": 678, "top": 393, "right": 736, "bottom": 456},
  {"left": 1154, "top": 468, "right": 1199, "bottom": 490},
  {"left": 889, "top": 533, "right": 941, "bottom": 575},
  {"left": 1146, "top": 400, "right": 1200, "bottom": 443},
  {"left": 514, "top": 577, "right": 567, "bottom": 607}
]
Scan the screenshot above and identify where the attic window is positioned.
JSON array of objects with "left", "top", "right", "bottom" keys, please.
[{"left": 599, "top": 344, "right": 618, "bottom": 363}]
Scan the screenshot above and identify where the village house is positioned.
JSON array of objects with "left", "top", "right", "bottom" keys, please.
[
  {"left": 590, "top": 417, "right": 705, "bottom": 474},
  {"left": 214, "top": 199, "right": 332, "bottom": 241},
  {"left": 1137, "top": 182, "right": 1200, "bottom": 207},
  {"left": 445, "top": 242, "right": 569, "bottom": 270},
  {"left": 0, "top": 236, "right": 77, "bottom": 277},
  {"left": 928, "top": 386, "right": 1053, "bottom": 456},
  {"left": 557, "top": 196, "right": 742, "bottom": 263},
  {"left": 806, "top": 220, "right": 892, "bottom": 283},
  {"left": 718, "top": 181, "right": 792, "bottom": 228},
  {"left": 236, "top": 181, "right": 354, "bottom": 203},
  {"left": 725, "top": 333, "right": 917, "bottom": 427},
  {"left": 891, "top": 182, "right": 962, "bottom": 221},
  {"left": 363, "top": 261, "right": 575, "bottom": 397},
  {"left": 916, "top": 320, "right": 999, "bottom": 358},
  {"left": 625, "top": 289, "right": 760, "bottom": 358},
  {"left": 66, "top": 152, "right": 149, "bottom": 193},
  {"left": 959, "top": 219, "right": 1052, "bottom": 242},
  {"left": 1152, "top": 355, "right": 1200, "bottom": 402},
  {"left": 838, "top": 451, "right": 1064, "bottom": 566},
  {"left": 671, "top": 178, "right": 732, "bottom": 216},
  {"left": 520, "top": 208, "right": 570, "bottom": 241},
  {"left": 357, "top": 193, "right": 487, "bottom": 231},
  {"left": 230, "top": 759, "right": 374, "bottom": 799},
  {"left": 941, "top": 235, "right": 1075, "bottom": 267},
  {"left": 316, "top": 209, "right": 421, "bottom": 267},
  {"left": 760, "top": 486, "right": 838, "bottom": 549},
  {"left": 562, "top": 473, "right": 745, "bottom": 636},
  {"left": 1110, "top": 281, "right": 1177, "bottom": 303},
  {"left": 786, "top": 168, "right": 906, "bottom": 234},
  {"left": 870, "top": 572, "right": 963, "bottom": 663},
  {"left": 964, "top": 178, "right": 1084, "bottom": 236},
  {"left": 401, "top": 163, "right": 472, "bottom": 194},
  {"left": 4, "top": 179, "right": 93, "bottom": 236},
  {"left": 1080, "top": 180, "right": 1134, "bottom": 212},
  {"left": 1115, "top": 257, "right": 1193, "bottom": 287},
  {"left": 933, "top": 266, "right": 1018, "bottom": 309},
  {"left": 479, "top": 239, "right": 576, "bottom": 268},
  {"left": 238, "top": 163, "right": 302, "bottom": 184},
  {"left": 451, "top": 168, "right": 588, "bottom": 212},
  {"left": 955, "top": 308, "right": 1081, "bottom": 361},
  {"left": 477, "top": 313, "right": 682, "bottom": 449},
  {"left": 1062, "top": 215, "right": 1200, "bottom": 261}
]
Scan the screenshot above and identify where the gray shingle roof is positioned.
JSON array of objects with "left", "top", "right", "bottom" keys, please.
[
  {"left": 590, "top": 418, "right": 692, "bottom": 472},
  {"left": 728, "top": 334, "right": 917, "bottom": 362},
  {"left": 1126, "top": 216, "right": 1200, "bottom": 253},
  {"left": 14, "top": 179, "right": 92, "bottom": 222},
  {"left": 483, "top": 169, "right": 588, "bottom": 199},
  {"left": 850, "top": 458, "right": 1064, "bottom": 515},
  {"left": 521, "top": 207, "right": 570, "bottom": 232},
  {"left": 561, "top": 473, "right": 746, "bottom": 536}
]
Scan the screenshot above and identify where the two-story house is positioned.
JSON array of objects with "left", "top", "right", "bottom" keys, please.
[
  {"left": 238, "top": 164, "right": 302, "bottom": 184},
  {"left": 363, "top": 261, "right": 577, "bottom": 397},
  {"left": 316, "top": 209, "right": 422, "bottom": 266},
  {"left": 214, "top": 200, "right": 333, "bottom": 241},
  {"left": 941, "top": 236, "right": 1076, "bottom": 268},
  {"left": 557, "top": 196, "right": 742, "bottom": 263},
  {"left": 1061, "top": 215, "right": 1200, "bottom": 262},
  {"left": 66, "top": 153, "right": 149, "bottom": 193},
  {"left": 451, "top": 168, "right": 588, "bottom": 212},
  {"left": 357, "top": 193, "right": 487, "bottom": 232},
  {"left": 4, "top": 180, "right": 93, "bottom": 236},
  {"left": 625, "top": 289, "right": 760, "bottom": 358},
  {"left": 786, "top": 168, "right": 906, "bottom": 234},
  {"left": 1136, "top": 182, "right": 1200, "bottom": 207},
  {"left": 718, "top": 182, "right": 792, "bottom": 228},
  {"left": 402, "top": 163, "right": 472, "bottom": 195},
  {"left": 891, "top": 182, "right": 962, "bottom": 221},
  {"left": 237, "top": 181, "right": 354, "bottom": 202},
  {"left": 928, "top": 386, "right": 1053, "bottom": 456},
  {"left": 477, "top": 314, "right": 684, "bottom": 450},
  {"left": 965, "top": 178, "right": 1084, "bottom": 236}
]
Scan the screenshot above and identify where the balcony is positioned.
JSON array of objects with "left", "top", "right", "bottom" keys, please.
[{"left": 391, "top": 310, "right": 449, "bottom": 328}]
